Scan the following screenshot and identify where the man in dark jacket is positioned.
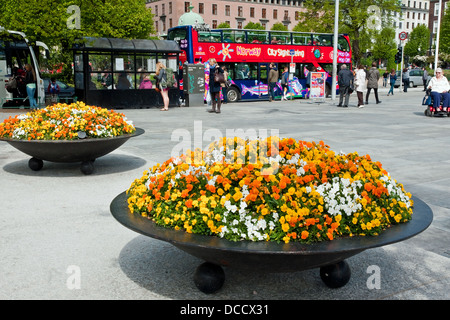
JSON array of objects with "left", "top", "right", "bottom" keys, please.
[
  {"left": 337, "top": 64, "right": 354, "bottom": 107},
  {"left": 268, "top": 63, "right": 279, "bottom": 102}
]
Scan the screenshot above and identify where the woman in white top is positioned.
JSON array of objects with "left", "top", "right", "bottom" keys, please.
[
  {"left": 354, "top": 65, "right": 366, "bottom": 108},
  {"left": 428, "top": 68, "right": 450, "bottom": 110}
]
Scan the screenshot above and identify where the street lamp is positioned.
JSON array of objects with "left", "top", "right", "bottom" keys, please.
[
  {"left": 331, "top": 0, "right": 339, "bottom": 101},
  {"left": 434, "top": 0, "right": 442, "bottom": 69}
]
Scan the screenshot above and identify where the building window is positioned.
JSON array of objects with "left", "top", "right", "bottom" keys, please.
[
  {"left": 262, "top": 8, "right": 266, "bottom": 19},
  {"left": 226, "top": 5, "right": 230, "bottom": 16},
  {"left": 155, "top": 5, "right": 158, "bottom": 16},
  {"left": 250, "top": 7, "right": 255, "bottom": 18},
  {"left": 212, "top": 20, "right": 217, "bottom": 28},
  {"left": 238, "top": 6, "right": 243, "bottom": 17},
  {"left": 273, "top": 9, "right": 277, "bottom": 19},
  {"left": 238, "top": 21, "right": 243, "bottom": 29},
  {"left": 169, "top": 2, "right": 172, "bottom": 14},
  {"left": 162, "top": 3, "right": 165, "bottom": 15},
  {"left": 295, "top": 11, "right": 300, "bottom": 20},
  {"left": 169, "top": 18, "right": 173, "bottom": 29},
  {"left": 199, "top": 3, "right": 204, "bottom": 14},
  {"left": 184, "top": 2, "right": 190, "bottom": 12},
  {"left": 212, "top": 4, "right": 217, "bottom": 15}
]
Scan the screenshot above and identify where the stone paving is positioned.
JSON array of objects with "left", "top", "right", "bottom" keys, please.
[{"left": 0, "top": 86, "right": 449, "bottom": 300}]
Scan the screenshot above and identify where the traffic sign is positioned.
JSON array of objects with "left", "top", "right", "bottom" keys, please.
[
  {"left": 399, "top": 32, "right": 407, "bottom": 41},
  {"left": 289, "top": 49, "right": 295, "bottom": 56}
]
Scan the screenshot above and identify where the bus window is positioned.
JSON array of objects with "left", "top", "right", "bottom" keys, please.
[
  {"left": 317, "top": 35, "right": 332, "bottom": 46},
  {"left": 167, "top": 28, "right": 187, "bottom": 41},
  {"left": 293, "top": 34, "right": 312, "bottom": 45},
  {"left": 278, "top": 33, "right": 291, "bottom": 45},
  {"left": 199, "top": 30, "right": 221, "bottom": 42},
  {"left": 338, "top": 35, "right": 350, "bottom": 52},
  {"left": 235, "top": 63, "right": 249, "bottom": 79},
  {"left": 223, "top": 30, "right": 233, "bottom": 43},
  {"left": 247, "top": 31, "right": 268, "bottom": 44}
]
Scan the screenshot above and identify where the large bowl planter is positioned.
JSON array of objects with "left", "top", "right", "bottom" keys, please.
[
  {"left": 0, "top": 128, "right": 144, "bottom": 174},
  {"left": 110, "top": 191, "right": 433, "bottom": 293}
]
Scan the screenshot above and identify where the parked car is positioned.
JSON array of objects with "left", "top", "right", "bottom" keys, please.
[
  {"left": 394, "top": 69, "right": 429, "bottom": 88},
  {"left": 43, "top": 78, "right": 76, "bottom": 103}
]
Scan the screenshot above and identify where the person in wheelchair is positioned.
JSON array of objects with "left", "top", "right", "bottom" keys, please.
[{"left": 427, "top": 68, "right": 450, "bottom": 111}]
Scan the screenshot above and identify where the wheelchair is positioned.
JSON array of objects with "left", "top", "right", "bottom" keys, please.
[{"left": 423, "top": 89, "right": 450, "bottom": 117}]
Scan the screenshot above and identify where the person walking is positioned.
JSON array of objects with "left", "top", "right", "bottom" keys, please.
[
  {"left": 382, "top": 71, "right": 389, "bottom": 87},
  {"left": 268, "top": 63, "right": 278, "bottom": 102},
  {"left": 281, "top": 66, "right": 289, "bottom": 100},
  {"left": 337, "top": 64, "right": 354, "bottom": 108},
  {"left": 354, "top": 65, "right": 366, "bottom": 108},
  {"left": 207, "top": 58, "right": 224, "bottom": 113},
  {"left": 221, "top": 66, "right": 229, "bottom": 104},
  {"left": 402, "top": 68, "right": 410, "bottom": 92},
  {"left": 24, "top": 64, "right": 38, "bottom": 109},
  {"left": 155, "top": 62, "right": 170, "bottom": 111},
  {"left": 387, "top": 69, "right": 397, "bottom": 96},
  {"left": 365, "top": 62, "right": 381, "bottom": 104},
  {"left": 422, "top": 67, "right": 429, "bottom": 91}
]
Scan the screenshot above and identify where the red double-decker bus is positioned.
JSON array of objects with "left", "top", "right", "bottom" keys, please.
[{"left": 168, "top": 25, "right": 352, "bottom": 102}]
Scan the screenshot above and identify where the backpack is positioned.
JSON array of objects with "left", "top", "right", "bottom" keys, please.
[{"left": 165, "top": 68, "right": 177, "bottom": 88}]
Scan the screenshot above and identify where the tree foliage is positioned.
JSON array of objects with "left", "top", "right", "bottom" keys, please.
[
  {"left": 244, "top": 22, "right": 265, "bottom": 30},
  {"left": 294, "top": 0, "right": 401, "bottom": 64},
  {"left": 440, "top": 6, "right": 450, "bottom": 55},
  {"left": 404, "top": 24, "right": 430, "bottom": 57},
  {"left": 0, "top": 0, "right": 155, "bottom": 82}
]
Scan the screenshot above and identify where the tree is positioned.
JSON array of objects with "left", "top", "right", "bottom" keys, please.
[
  {"left": 217, "top": 22, "right": 231, "bottom": 29},
  {"left": 271, "top": 23, "right": 288, "bottom": 31},
  {"left": 440, "top": 6, "right": 450, "bottom": 55},
  {"left": 371, "top": 27, "right": 397, "bottom": 69},
  {"left": 0, "top": 0, "right": 155, "bottom": 82},
  {"left": 293, "top": 0, "right": 401, "bottom": 64},
  {"left": 244, "top": 22, "right": 265, "bottom": 30},
  {"left": 404, "top": 24, "right": 430, "bottom": 58}
]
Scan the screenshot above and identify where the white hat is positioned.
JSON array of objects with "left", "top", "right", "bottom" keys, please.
[{"left": 436, "top": 67, "right": 443, "bottom": 73}]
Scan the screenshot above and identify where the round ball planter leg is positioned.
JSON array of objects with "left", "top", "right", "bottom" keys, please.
[
  {"left": 28, "top": 157, "right": 43, "bottom": 171},
  {"left": 193, "top": 262, "right": 225, "bottom": 294},
  {"left": 80, "top": 160, "right": 95, "bottom": 175},
  {"left": 320, "top": 260, "right": 351, "bottom": 288}
]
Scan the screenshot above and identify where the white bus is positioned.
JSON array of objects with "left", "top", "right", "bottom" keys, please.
[{"left": 0, "top": 26, "right": 49, "bottom": 108}]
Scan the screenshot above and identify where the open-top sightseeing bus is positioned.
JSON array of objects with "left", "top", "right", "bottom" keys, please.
[
  {"left": 1, "top": 26, "right": 49, "bottom": 108},
  {"left": 168, "top": 25, "right": 351, "bottom": 102}
]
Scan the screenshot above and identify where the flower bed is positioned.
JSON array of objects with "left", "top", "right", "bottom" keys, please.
[
  {"left": 0, "top": 102, "right": 135, "bottom": 140},
  {"left": 127, "top": 137, "right": 413, "bottom": 243}
]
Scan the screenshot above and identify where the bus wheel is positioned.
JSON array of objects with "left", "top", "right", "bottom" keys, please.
[{"left": 227, "top": 87, "right": 240, "bottom": 103}]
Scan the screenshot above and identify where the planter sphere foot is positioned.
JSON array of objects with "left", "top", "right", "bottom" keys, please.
[
  {"left": 320, "top": 260, "right": 351, "bottom": 288},
  {"left": 194, "top": 262, "right": 225, "bottom": 294},
  {"left": 80, "top": 160, "right": 95, "bottom": 175},
  {"left": 29, "top": 157, "right": 43, "bottom": 171}
]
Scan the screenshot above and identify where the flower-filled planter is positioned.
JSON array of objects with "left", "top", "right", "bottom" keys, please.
[
  {"left": 0, "top": 102, "right": 144, "bottom": 174},
  {"left": 127, "top": 137, "right": 413, "bottom": 244},
  {"left": 112, "top": 137, "right": 432, "bottom": 292}
]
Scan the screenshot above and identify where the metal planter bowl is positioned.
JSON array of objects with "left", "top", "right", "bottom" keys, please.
[
  {"left": 1, "top": 128, "right": 144, "bottom": 174},
  {"left": 110, "top": 191, "right": 433, "bottom": 293}
]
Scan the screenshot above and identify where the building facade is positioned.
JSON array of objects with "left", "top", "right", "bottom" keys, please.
[
  {"left": 429, "top": 0, "right": 449, "bottom": 46},
  {"left": 392, "top": 1, "right": 430, "bottom": 45},
  {"left": 145, "top": 0, "right": 306, "bottom": 36}
]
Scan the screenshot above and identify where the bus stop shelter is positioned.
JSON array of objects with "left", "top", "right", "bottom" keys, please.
[{"left": 72, "top": 37, "right": 181, "bottom": 109}]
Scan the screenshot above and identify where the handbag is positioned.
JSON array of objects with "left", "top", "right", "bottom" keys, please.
[
  {"left": 214, "top": 70, "right": 225, "bottom": 84},
  {"left": 422, "top": 95, "right": 432, "bottom": 105}
]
